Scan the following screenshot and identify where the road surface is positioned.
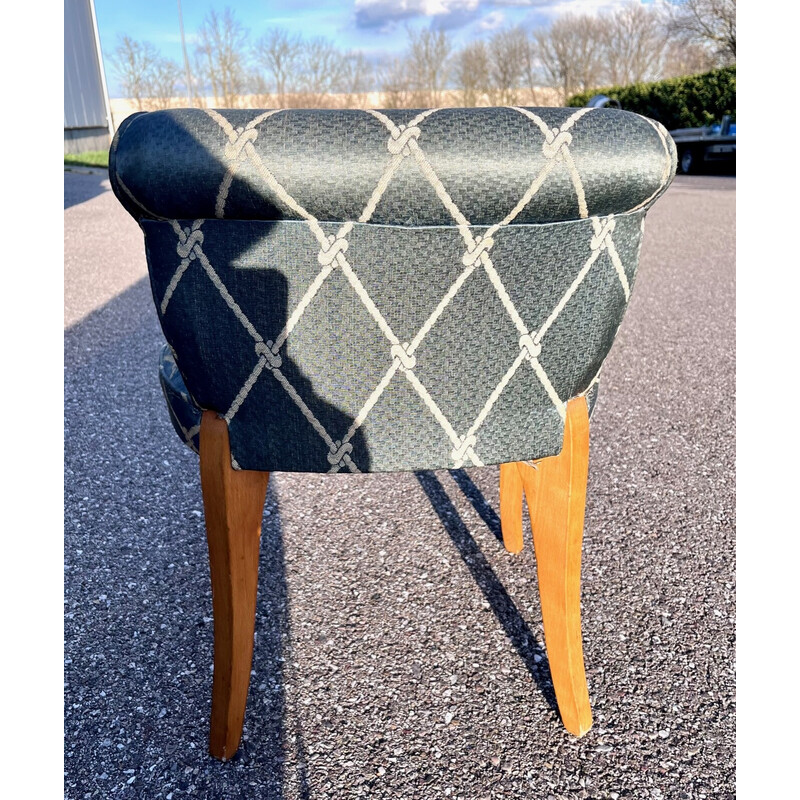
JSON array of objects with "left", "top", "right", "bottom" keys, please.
[{"left": 65, "top": 170, "right": 735, "bottom": 800}]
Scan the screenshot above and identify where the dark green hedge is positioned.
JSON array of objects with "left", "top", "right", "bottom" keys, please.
[{"left": 567, "top": 66, "right": 736, "bottom": 130}]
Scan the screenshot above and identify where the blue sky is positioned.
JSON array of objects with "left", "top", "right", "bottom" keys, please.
[{"left": 95, "top": 0, "right": 654, "bottom": 96}]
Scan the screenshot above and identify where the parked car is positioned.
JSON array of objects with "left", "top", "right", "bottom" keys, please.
[
  {"left": 585, "top": 94, "right": 622, "bottom": 109},
  {"left": 668, "top": 115, "right": 736, "bottom": 174}
]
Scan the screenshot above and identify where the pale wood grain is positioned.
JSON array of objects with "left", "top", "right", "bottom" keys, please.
[
  {"left": 200, "top": 411, "right": 270, "bottom": 760},
  {"left": 514, "top": 396, "right": 593, "bottom": 736},
  {"left": 499, "top": 461, "right": 525, "bottom": 554}
]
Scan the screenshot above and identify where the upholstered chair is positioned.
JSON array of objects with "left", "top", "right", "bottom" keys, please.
[{"left": 109, "top": 106, "right": 675, "bottom": 760}]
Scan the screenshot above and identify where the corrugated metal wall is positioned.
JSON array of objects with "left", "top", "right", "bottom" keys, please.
[{"left": 64, "top": 0, "right": 108, "bottom": 130}]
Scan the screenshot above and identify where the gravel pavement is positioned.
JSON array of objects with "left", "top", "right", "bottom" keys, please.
[{"left": 64, "top": 169, "right": 735, "bottom": 799}]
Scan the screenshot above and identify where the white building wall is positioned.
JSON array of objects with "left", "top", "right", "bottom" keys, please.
[{"left": 64, "top": 0, "right": 112, "bottom": 153}]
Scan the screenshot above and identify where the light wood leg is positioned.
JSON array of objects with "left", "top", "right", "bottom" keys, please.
[
  {"left": 517, "top": 397, "right": 593, "bottom": 737},
  {"left": 200, "top": 411, "right": 270, "bottom": 760},
  {"left": 499, "top": 462, "right": 525, "bottom": 553}
]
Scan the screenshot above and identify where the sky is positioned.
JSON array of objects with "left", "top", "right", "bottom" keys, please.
[{"left": 95, "top": 0, "right": 658, "bottom": 97}]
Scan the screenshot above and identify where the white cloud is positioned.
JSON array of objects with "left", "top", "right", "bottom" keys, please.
[
  {"left": 354, "top": 0, "right": 480, "bottom": 30},
  {"left": 479, "top": 10, "right": 506, "bottom": 29},
  {"left": 355, "top": 0, "right": 481, "bottom": 28},
  {"left": 353, "top": 0, "right": 650, "bottom": 33},
  {"left": 536, "top": 0, "right": 643, "bottom": 18}
]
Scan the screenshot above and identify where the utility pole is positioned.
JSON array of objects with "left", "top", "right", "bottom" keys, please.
[{"left": 177, "top": 0, "right": 194, "bottom": 106}]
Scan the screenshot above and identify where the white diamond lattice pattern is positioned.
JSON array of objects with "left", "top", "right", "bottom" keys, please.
[{"left": 157, "top": 107, "right": 671, "bottom": 472}]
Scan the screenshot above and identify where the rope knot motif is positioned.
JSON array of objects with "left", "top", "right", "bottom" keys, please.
[
  {"left": 390, "top": 342, "right": 417, "bottom": 371},
  {"left": 387, "top": 125, "right": 421, "bottom": 156},
  {"left": 327, "top": 440, "right": 353, "bottom": 466},
  {"left": 462, "top": 235, "right": 495, "bottom": 266},
  {"left": 590, "top": 218, "right": 617, "bottom": 251},
  {"left": 451, "top": 434, "right": 478, "bottom": 465},
  {"left": 255, "top": 340, "right": 283, "bottom": 369},
  {"left": 176, "top": 225, "right": 204, "bottom": 260},
  {"left": 197, "top": 106, "right": 609, "bottom": 474},
  {"left": 318, "top": 234, "right": 349, "bottom": 266},
  {"left": 224, "top": 127, "right": 258, "bottom": 162},
  {"left": 542, "top": 127, "right": 573, "bottom": 161},
  {"left": 519, "top": 333, "right": 542, "bottom": 360}
]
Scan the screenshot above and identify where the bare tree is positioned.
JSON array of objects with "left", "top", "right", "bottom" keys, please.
[
  {"left": 598, "top": 2, "right": 668, "bottom": 85},
  {"left": 406, "top": 28, "right": 452, "bottom": 107},
  {"left": 518, "top": 28, "right": 544, "bottom": 106},
  {"left": 297, "top": 38, "right": 346, "bottom": 107},
  {"left": 108, "top": 36, "right": 159, "bottom": 111},
  {"left": 253, "top": 28, "right": 301, "bottom": 107},
  {"left": 108, "top": 36, "right": 183, "bottom": 110},
  {"left": 147, "top": 57, "right": 183, "bottom": 109},
  {"left": 377, "top": 56, "right": 414, "bottom": 109},
  {"left": 535, "top": 14, "right": 603, "bottom": 101},
  {"left": 195, "top": 8, "right": 249, "bottom": 107},
  {"left": 488, "top": 27, "right": 528, "bottom": 106},
  {"left": 667, "top": 0, "right": 735, "bottom": 64},
  {"left": 453, "top": 40, "right": 490, "bottom": 107},
  {"left": 341, "top": 51, "right": 370, "bottom": 108},
  {"left": 246, "top": 71, "right": 272, "bottom": 108},
  {"left": 661, "top": 37, "right": 717, "bottom": 79}
]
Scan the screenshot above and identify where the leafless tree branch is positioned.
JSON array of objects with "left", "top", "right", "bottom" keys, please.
[
  {"left": 253, "top": 28, "right": 301, "bottom": 107},
  {"left": 195, "top": 7, "right": 249, "bottom": 107}
]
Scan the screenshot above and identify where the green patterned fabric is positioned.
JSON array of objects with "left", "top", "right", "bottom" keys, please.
[{"left": 110, "top": 106, "right": 675, "bottom": 473}]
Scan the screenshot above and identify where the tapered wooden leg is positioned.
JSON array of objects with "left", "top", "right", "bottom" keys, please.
[
  {"left": 499, "top": 462, "right": 525, "bottom": 554},
  {"left": 518, "top": 397, "right": 592, "bottom": 737},
  {"left": 200, "top": 411, "right": 270, "bottom": 761}
]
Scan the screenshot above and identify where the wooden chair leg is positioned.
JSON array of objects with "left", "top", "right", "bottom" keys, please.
[
  {"left": 200, "top": 411, "right": 270, "bottom": 761},
  {"left": 499, "top": 462, "right": 525, "bottom": 554},
  {"left": 517, "top": 396, "right": 593, "bottom": 737}
]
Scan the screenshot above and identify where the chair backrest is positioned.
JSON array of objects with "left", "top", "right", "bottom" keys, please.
[{"left": 110, "top": 106, "right": 675, "bottom": 474}]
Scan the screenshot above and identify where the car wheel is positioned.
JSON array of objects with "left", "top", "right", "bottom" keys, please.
[{"left": 680, "top": 149, "right": 694, "bottom": 174}]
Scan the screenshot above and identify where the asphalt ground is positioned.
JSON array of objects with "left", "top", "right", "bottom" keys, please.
[{"left": 64, "top": 169, "right": 735, "bottom": 800}]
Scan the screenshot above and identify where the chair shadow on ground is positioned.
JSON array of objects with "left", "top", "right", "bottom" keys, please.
[
  {"left": 65, "top": 118, "right": 370, "bottom": 796},
  {"left": 64, "top": 275, "right": 562, "bottom": 797},
  {"left": 63, "top": 274, "right": 332, "bottom": 798},
  {"left": 415, "top": 470, "right": 558, "bottom": 712},
  {"left": 65, "top": 115, "right": 559, "bottom": 794},
  {"left": 448, "top": 468, "right": 503, "bottom": 543},
  {"left": 64, "top": 168, "right": 109, "bottom": 209}
]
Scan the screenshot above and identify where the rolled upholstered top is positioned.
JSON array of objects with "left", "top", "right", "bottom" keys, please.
[
  {"left": 110, "top": 105, "right": 676, "bottom": 473},
  {"left": 110, "top": 106, "right": 675, "bottom": 227}
]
